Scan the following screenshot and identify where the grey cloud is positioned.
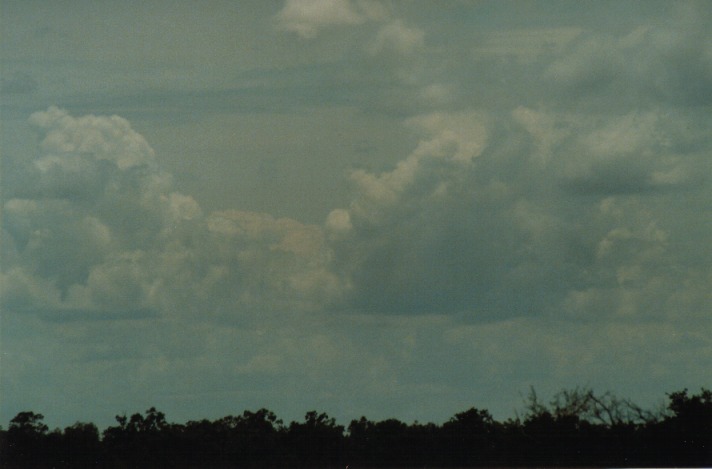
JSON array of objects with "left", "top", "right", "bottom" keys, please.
[
  {"left": 325, "top": 110, "right": 575, "bottom": 317},
  {"left": 561, "top": 169, "right": 661, "bottom": 196},
  {"left": 513, "top": 108, "right": 710, "bottom": 196},
  {"left": 542, "top": 4, "right": 712, "bottom": 109},
  {"left": 325, "top": 101, "right": 712, "bottom": 323}
]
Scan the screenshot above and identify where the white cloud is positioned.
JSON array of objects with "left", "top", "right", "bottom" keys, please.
[
  {"left": 30, "top": 106, "right": 155, "bottom": 171},
  {"left": 2, "top": 107, "right": 339, "bottom": 322},
  {"left": 164, "top": 192, "right": 202, "bottom": 223},
  {"left": 331, "top": 110, "right": 487, "bottom": 236},
  {"left": 369, "top": 20, "right": 424, "bottom": 57},
  {"left": 275, "top": 0, "right": 386, "bottom": 38},
  {"left": 406, "top": 111, "right": 488, "bottom": 164},
  {"left": 325, "top": 208, "right": 351, "bottom": 238}
]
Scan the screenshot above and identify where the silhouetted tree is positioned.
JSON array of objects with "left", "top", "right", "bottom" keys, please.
[
  {"left": 6, "top": 411, "right": 50, "bottom": 467},
  {"left": 667, "top": 387, "right": 712, "bottom": 464},
  {"left": 441, "top": 407, "right": 496, "bottom": 466},
  {"left": 0, "top": 427, "right": 7, "bottom": 466},
  {"left": 285, "top": 411, "right": 344, "bottom": 468},
  {"left": 3, "top": 387, "right": 710, "bottom": 468},
  {"left": 102, "top": 407, "right": 175, "bottom": 467},
  {"left": 643, "top": 388, "right": 712, "bottom": 466},
  {"left": 407, "top": 420, "right": 442, "bottom": 466},
  {"left": 346, "top": 417, "right": 412, "bottom": 466},
  {"left": 345, "top": 416, "right": 371, "bottom": 464},
  {"left": 180, "top": 418, "right": 231, "bottom": 466},
  {"left": 58, "top": 422, "right": 101, "bottom": 467},
  {"left": 227, "top": 408, "right": 283, "bottom": 466}
]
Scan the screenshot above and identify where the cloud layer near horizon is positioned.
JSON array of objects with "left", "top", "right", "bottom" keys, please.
[
  {"left": 2, "top": 0, "right": 711, "bottom": 429},
  {"left": 8, "top": 103, "right": 708, "bottom": 324}
]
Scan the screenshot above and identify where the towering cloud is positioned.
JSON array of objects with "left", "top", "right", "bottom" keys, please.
[
  {"left": 1, "top": 107, "right": 336, "bottom": 322},
  {"left": 324, "top": 99, "right": 712, "bottom": 322}
]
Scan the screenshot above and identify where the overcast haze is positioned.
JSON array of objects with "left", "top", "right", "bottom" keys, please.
[{"left": 1, "top": 0, "right": 711, "bottom": 430}]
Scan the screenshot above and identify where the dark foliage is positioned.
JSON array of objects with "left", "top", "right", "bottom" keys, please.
[{"left": 1, "top": 387, "right": 710, "bottom": 468}]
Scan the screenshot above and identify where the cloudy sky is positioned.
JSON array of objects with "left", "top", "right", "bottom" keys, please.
[{"left": 1, "top": 0, "right": 711, "bottom": 430}]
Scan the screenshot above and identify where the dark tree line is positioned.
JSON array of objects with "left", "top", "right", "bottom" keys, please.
[{"left": 1, "top": 387, "right": 710, "bottom": 468}]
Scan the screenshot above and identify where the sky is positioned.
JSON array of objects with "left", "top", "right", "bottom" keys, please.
[{"left": 1, "top": 0, "right": 711, "bottom": 430}]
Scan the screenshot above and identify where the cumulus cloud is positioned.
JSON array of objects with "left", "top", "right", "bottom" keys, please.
[
  {"left": 504, "top": 102, "right": 711, "bottom": 325},
  {"left": 323, "top": 92, "right": 712, "bottom": 322},
  {"left": 513, "top": 107, "right": 707, "bottom": 195},
  {"left": 2, "top": 107, "right": 174, "bottom": 317},
  {"left": 326, "top": 110, "right": 520, "bottom": 315},
  {"left": 1, "top": 107, "right": 337, "bottom": 322},
  {"left": 6, "top": 19, "right": 712, "bottom": 327},
  {"left": 29, "top": 105, "right": 155, "bottom": 171}
]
